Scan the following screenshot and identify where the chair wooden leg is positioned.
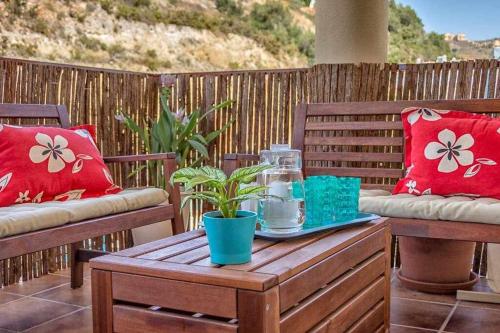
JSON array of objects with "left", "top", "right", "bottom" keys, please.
[{"left": 70, "top": 241, "right": 84, "bottom": 289}]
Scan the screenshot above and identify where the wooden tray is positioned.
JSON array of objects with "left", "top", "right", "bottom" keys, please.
[{"left": 254, "top": 212, "right": 381, "bottom": 241}]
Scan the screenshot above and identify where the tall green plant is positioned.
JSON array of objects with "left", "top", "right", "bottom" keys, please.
[
  {"left": 116, "top": 87, "right": 233, "bottom": 187},
  {"left": 171, "top": 165, "right": 273, "bottom": 218}
]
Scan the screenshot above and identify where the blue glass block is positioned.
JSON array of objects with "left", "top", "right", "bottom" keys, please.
[
  {"left": 304, "top": 176, "right": 337, "bottom": 227},
  {"left": 304, "top": 176, "right": 360, "bottom": 226},
  {"left": 333, "top": 177, "right": 361, "bottom": 222}
]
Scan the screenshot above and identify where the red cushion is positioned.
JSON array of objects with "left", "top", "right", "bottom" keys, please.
[
  {"left": 394, "top": 116, "right": 500, "bottom": 198},
  {"left": 401, "top": 107, "right": 488, "bottom": 168},
  {"left": 0, "top": 125, "right": 121, "bottom": 206},
  {"left": 69, "top": 124, "right": 97, "bottom": 143}
]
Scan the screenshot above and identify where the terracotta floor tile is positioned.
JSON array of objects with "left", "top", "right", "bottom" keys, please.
[
  {"left": 391, "top": 278, "right": 457, "bottom": 304},
  {"left": 0, "top": 292, "right": 23, "bottom": 306},
  {"left": 1, "top": 274, "right": 68, "bottom": 296},
  {"left": 33, "top": 282, "right": 91, "bottom": 307},
  {"left": 390, "top": 324, "right": 438, "bottom": 332},
  {"left": 444, "top": 305, "right": 500, "bottom": 333},
  {"left": 390, "top": 297, "right": 453, "bottom": 330},
  {"left": 0, "top": 297, "right": 79, "bottom": 331},
  {"left": 25, "top": 308, "right": 92, "bottom": 333}
]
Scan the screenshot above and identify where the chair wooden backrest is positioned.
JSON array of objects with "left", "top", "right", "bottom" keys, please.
[
  {"left": 0, "top": 103, "right": 70, "bottom": 128},
  {"left": 291, "top": 99, "right": 500, "bottom": 191}
]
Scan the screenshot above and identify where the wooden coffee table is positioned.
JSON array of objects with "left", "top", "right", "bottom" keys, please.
[{"left": 91, "top": 218, "right": 390, "bottom": 333}]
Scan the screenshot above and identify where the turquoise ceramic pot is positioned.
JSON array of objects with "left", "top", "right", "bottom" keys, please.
[{"left": 203, "top": 210, "right": 257, "bottom": 265}]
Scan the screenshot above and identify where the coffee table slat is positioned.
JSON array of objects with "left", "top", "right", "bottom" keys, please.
[
  {"left": 222, "top": 231, "right": 335, "bottom": 272},
  {"left": 308, "top": 277, "right": 385, "bottom": 333},
  {"left": 136, "top": 236, "right": 208, "bottom": 260},
  {"left": 91, "top": 254, "right": 278, "bottom": 291},
  {"left": 280, "top": 253, "right": 385, "bottom": 332},
  {"left": 113, "top": 305, "right": 238, "bottom": 333},
  {"left": 255, "top": 221, "right": 385, "bottom": 282},
  {"left": 112, "top": 272, "right": 237, "bottom": 318},
  {"left": 115, "top": 229, "right": 205, "bottom": 258},
  {"left": 345, "top": 301, "right": 385, "bottom": 333},
  {"left": 191, "top": 238, "right": 276, "bottom": 267},
  {"left": 280, "top": 228, "right": 386, "bottom": 311}
]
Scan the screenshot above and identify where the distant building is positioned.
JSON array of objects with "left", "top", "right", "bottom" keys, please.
[
  {"left": 444, "top": 33, "right": 468, "bottom": 42},
  {"left": 494, "top": 47, "right": 500, "bottom": 60},
  {"left": 444, "top": 33, "right": 455, "bottom": 41},
  {"left": 436, "top": 55, "right": 448, "bottom": 63},
  {"left": 494, "top": 40, "right": 500, "bottom": 47}
]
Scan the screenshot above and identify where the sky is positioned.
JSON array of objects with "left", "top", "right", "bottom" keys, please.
[{"left": 396, "top": 0, "right": 500, "bottom": 40}]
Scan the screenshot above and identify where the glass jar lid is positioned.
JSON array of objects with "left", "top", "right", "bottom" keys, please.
[{"left": 260, "top": 144, "right": 302, "bottom": 169}]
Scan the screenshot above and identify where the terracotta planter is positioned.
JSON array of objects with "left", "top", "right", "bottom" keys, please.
[{"left": 398, "top": 236, "right": 477, "bottom": 293}]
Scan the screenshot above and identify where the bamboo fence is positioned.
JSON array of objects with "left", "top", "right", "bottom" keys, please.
[{"left": 0, "top": 57, "right": 499, "bottom": 286}]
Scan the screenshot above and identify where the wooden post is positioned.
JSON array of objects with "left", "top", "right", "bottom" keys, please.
[
  {"left": 238, "top": 286, "right": 280, "bottom": 333},
  {"left": 92, "top": 269, "right": 113, "bottom": 333},
  {"left": 164, "top": 156, "right": 184, "bottom": 235},
  {"left": 70, "top": 241, "right": 84, "bottom": 289}
]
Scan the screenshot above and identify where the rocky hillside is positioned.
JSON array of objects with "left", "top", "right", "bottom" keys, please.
[
  {"left": 0, "top": 0, "right": 314, "bottom": 72},
  {"left": 449, "top": 39, "right": 498, "bottom": 60}
]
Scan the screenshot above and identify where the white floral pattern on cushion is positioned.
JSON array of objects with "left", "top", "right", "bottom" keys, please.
[
  {"left": 15, "top": 190, "right": 30, "bottom": 203},
  {"left": 0, "top": 173, "right": 12, "bottom": 193},
  {"left": 29, "top": 133, "right": 76, "bottom": 173},
  {"left": 32, "top": 191, "right": 44, "bottom": 203},
  {"left": 405, "top": 180, "right": 420, "bottom": 194},
  {"left": 407, "top": 108, "right": 450, "bottom": 125},
  {"left": 54, "top": 189, "right": 85, "bottom": 201},
  {"left": 424, "top": 129, "right": 474, "bottom": 173}
]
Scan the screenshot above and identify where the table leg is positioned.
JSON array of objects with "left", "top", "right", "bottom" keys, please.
[
  {"left": 238, "top": 286, "right": 280, "bottom": 333},
  {"left": 92, "top": 269, "right": 113, "bottom": 333}
]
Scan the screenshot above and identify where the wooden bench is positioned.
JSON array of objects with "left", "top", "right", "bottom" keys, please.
[
  {"left": 0, "top": 103, "right": 184, "bottom": 288},
  {"left": 224, "top": 99, "right": 500, "bottom": 244}
]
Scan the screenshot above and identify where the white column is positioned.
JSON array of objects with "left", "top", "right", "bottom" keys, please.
[{"left": 315, "top": 0, "right": 388, "bottom": 64}]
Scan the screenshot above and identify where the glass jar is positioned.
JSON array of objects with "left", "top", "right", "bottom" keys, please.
[{"left": 257, "top": 145, "right": 305, "bottom": 233}]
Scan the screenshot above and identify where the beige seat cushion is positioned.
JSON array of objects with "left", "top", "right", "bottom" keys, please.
[
  {"left": 0, "top": 188, "right": 168, "bottom": 238},
  {"left": 360, "top": 189, "right": 500, "bottom": 224}
]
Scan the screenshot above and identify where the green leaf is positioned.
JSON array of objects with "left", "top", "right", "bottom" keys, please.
[
  {"left": 199, "top": 99, "right": 234, "bottom": 121},
  {"left": 178, "top": 110, "right": 198, "bottom": 143},
  {"left": 226, "top": 194, "right": 262, "bottom": 204},
  {"left": 204, "top": 118, "right": 235, "bottom": 143},
  {"left": 237, "top": 185, "right": 267, "bottom": 196},
  {"left": 127, "top": 164, "right": 147, "bottom": 179},
  {"left": 188, "top": 139, "right": 209, "bottom": 157},
  {"left": 192, "top": 134, "right": 208, "bottom": 145},
  {"left": 199, "top": 166, "right": 227, "bottom": 183},
  {"left": 181, "top": 193, "right": 219, "bottom": 208},
  {"left": 160, "top": 87, "right": 171, "bottom": 114},
  {"left": 170, "top": 167, "right": 204, "bottom": 185},
  {"left": 229, "top": 164, "right": 273, "bottom": 184}
]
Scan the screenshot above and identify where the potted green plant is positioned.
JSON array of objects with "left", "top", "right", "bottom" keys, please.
[
  {"left": 116, "top": 86, "right": 234, "bottom": 237},
  {"left": 171, "top": 165, "right": 272, "bottom": 264}
]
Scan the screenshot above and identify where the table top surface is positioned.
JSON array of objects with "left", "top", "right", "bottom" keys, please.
[{"left": 90, "top": 218, "right": 387, "bottom": 291}]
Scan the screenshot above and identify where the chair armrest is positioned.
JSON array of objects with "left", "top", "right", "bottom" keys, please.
[
  {"left": 223, "top": 153, "right": 260, "bottom": 176},
  {"left": 103, "top": 153, "right": 176, "bottom": 163}
]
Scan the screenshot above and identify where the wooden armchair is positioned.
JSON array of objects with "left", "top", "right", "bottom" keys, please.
[
  {"left": 0, "top": 104, "right": 183, "bottom": 288},
  {"left": 224, "top": 99, "right": 500, "bottom": 243}
]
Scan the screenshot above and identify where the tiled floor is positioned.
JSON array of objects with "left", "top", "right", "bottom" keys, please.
[{"left": 1, "top": 267, "right": 500, "bottom": 332}]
